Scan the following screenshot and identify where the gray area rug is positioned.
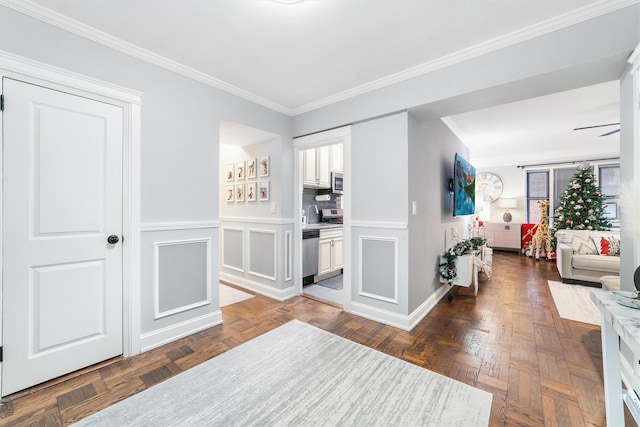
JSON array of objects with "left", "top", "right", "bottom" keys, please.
[
  {"left": 548, "top": 280, "right": 600, "bottom": 326},
  {"left": 73, "top": 320, "right": 492, "bottom": 426},
  {"left": 316, "top": 274, "right": 343, "bottom": 290}
]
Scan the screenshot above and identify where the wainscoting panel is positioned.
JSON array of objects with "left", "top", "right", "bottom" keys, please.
[
  {"left": 222, "top": 227, "right": 244, "bottom": 272},
  {"left": 155, "top": 238, "right": 211, "bottom": 319},
  {"left": 248, "top": 229, "right": 277, "bottom": 281},
  {"left": 359, "top": 236, "right": 398, "bottom": 303},
  {"left": 285, "top": 230, "right": 292, "bottom": 282}
]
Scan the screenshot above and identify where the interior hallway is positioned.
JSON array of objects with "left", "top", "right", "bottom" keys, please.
[{"left": 0, "top": 252, "right": 628, "bottom": 425}]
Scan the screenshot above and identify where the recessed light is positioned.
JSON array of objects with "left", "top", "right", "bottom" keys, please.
[{"left": 272, "top": 0, "right": 304, "bottom": 4}]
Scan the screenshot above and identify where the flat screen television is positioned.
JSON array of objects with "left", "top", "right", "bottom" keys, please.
[{"left": 453, "top": 153, "right": 476, "bottom": 216}]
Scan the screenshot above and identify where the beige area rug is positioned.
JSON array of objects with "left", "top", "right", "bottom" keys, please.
[
  {"left": 220, "top": 283, "right": 254, "bottom": 307},
  {"left": 73, "top": 320, "right": 492, "bottom": 426},
  {"left": 548, "top": 280, "right": 600, "bottom": 326}
]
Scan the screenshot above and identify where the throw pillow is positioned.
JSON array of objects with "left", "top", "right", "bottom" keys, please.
[
  {"left": 568, "top": 233, "right": 598, "bottom": 255},
  {"left": 591, "top": 235, "right": 621, "bottom": 256}
]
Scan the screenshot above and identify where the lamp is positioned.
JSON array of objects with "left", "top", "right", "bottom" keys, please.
[{"left": 499, "top": 198, "right": 517, "bottom": 223}]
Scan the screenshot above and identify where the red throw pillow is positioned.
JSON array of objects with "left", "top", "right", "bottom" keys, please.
[{"left": 599, "top": 237, "right": 610, "bottom": 256}]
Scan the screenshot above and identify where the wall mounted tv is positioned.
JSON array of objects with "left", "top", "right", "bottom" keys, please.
[{"left": 453, "top": 153, "right": 476, "bottom": 217}]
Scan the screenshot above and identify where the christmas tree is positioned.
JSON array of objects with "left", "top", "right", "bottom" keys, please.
[{"left": 553, "top": 163, "right": 611, "bottom": 231}]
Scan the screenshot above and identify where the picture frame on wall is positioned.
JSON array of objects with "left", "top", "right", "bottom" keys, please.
[
  {"left": 236, "top": 161, "right": 245, "bottom": 180},
  {"left": 247, "top": 182, "right": 257, "bottom": 202},
  {"left": 258, "top": 180, "right": 269, "bottom": 201},
  {"left": 226, "top": 164, "right": 234, "bottom": 182},
  {"left": 246, "top": 158, "right": 257, "bottom": 179},
  {"left": 226, "top": 185, "right": 234, "bottom": 202},
  {"left": 259, "top": 156, "right": 269, "bottom": 177},
  {"left": 236, "top": 183, "right": 245, "bottom": 202}
]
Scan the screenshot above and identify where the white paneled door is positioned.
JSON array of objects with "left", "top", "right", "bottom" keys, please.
[{"left": 2, "top": 78, "right": 124, "bottom": 396}]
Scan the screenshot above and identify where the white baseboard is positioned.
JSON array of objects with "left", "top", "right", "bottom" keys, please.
[
  {"left": 407, "top": 284, "right": 451, "bottom": 330},
  {"left": 140, "top": 311, "right": 223, "bottom": 353},
  {"left": 220, "top": 272, "right": 297, "bottom": 301},
  {"left": 349, "top": 283, "right": 450, "bottom": 331}
]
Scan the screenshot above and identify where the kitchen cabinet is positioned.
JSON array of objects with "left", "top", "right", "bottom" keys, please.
[
  {"left": 303, "top": 146, "right": 330, "bottom": 189},
  {"left": 330, "top": 143, "right": 343, "bottom": 173},
  {"left": 317, "top": 228, "right": 343, "bottom": 278},
  {"left": 484, "top": 223, "right": 521, "bottom": 252}
]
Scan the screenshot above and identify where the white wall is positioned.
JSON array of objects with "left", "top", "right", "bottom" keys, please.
[
  {"left": 476, "top": 165, "right": 526, "bottom": 224},
  {"left": 0, "top": 5, "right": 292, "bottom": 349},
  {"left": 408, "top": 117, "right": 471, "bottom": 313}
]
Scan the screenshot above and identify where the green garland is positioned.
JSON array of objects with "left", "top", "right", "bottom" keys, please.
[{"left": 440, "top": 237, "right": 487, "bottom": 282}]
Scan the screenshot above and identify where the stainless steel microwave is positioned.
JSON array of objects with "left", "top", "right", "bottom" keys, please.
[{"left": 331, "top": 172, "right": 343, "bottom": 194}]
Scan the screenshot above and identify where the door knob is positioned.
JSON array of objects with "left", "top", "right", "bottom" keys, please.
[{"left": 107, "top": 235, "right": 120, "bottom": 244}]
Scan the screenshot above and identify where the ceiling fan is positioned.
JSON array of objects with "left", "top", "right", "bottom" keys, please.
[{"left": 573, "top": 122, "right": 620, "bottom": 137}]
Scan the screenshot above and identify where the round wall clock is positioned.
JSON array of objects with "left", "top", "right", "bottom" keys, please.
[{"left": 476, "top": 172, "right": 504, "bottom": 202}]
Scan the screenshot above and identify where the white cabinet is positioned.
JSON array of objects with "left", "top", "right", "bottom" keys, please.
[
  {"left": 317, "top": 228, "right": 343, "bottom": 278},
  {"left": 484, "top": 223, "right": 521, "bottom": 252},
  {"left": 329, "top": 143, "right": 343, "bottom": 173},
  {"left": 303, "top": 146, "right": 331, "bottom": 189}
]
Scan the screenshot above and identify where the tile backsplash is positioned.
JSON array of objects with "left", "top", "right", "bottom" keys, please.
[{"left": 302, "top": 188, "right": 340, "bottom": 223}]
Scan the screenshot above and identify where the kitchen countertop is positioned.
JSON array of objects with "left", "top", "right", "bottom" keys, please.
[{"left": 302, "top": 223, "right": 343, "bottom": 230}]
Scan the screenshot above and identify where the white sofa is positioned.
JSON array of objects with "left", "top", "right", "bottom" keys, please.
[{"left": 555, "top": 229, "right": 620, "bottom": 285}]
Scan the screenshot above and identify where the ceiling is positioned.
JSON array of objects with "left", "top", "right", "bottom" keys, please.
[{"left": 6, "top": 0, "right": 633, "bottom": 166}]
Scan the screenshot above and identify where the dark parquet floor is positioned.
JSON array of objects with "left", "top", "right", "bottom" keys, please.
[{"left": 0, "top": 252, "right": 631, "bottom": 426}]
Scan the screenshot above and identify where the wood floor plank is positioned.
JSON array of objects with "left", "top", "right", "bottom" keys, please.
[{"left": 0, "top": 252, "right": 611, "bottom": 426}]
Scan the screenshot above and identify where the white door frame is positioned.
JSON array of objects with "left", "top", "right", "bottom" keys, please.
[
  {"left": 0, "top": 50, "right": 142, "bottom": 395},
  {"left": 293, "top": 126, "right": 351, "bottom": 312}
]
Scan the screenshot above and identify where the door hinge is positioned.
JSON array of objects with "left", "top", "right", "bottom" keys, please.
[
  {"left": 0, "top": 94, "right": 4, "bottom": 111},
  {"left": 0, "top": 346, "right": 3, "bottom": 362}
]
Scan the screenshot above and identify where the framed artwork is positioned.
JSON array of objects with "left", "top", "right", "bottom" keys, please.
[
  {"left": 246, "top": 158, "right": 257, "bottom": 179},
  {"left": 225, "top": 164, "right": 234, "bottom": 182},
  {"left": 246, "top": 182, "right": 257, "bottom": 202},
  {"left": 259, "top": 156, "right": 270, "bottom": 177},
  {"left": 235, "top": 183, "right": 245, "bottom": 202},
  {"left": 258, "top": 180, "right": 270, "bottom": 201},
  {"left": 226, "top": 185, "right": 234, "bottom": 202},
  {"left": 235, "top": 161, "right": 245, "bottom": 180}
]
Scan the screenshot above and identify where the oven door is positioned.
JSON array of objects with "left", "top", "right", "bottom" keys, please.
[{"left": 332, "top": 172, "right": 343, "bottom": 194}]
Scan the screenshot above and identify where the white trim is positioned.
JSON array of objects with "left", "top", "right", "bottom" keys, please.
[
  {"left": 628, "top": 42, "right": 640, "bottom": 67},
  {"left": 220, "top": 216, "right": 295, "bottom": 225},
  {"left": 153, "top": 238, "right": 212, "bottom": 320},
  {"left": 349, "top": 284, "right": 450, "bottom": 331},
  {"left": 0, "top": 49, "right": 142, "bottom": 103},
  {"left": 221, "top": 227, "right": 244, "bottom": 273},
  {"left": 141, "top": 220, "right": 220, "bottom": 232},
  {"left": 139, "top": 311, "right": 223, "bottom": 353},
  {"left": 407, "top": 285, "right": 451, "bottom": 330},
  {"left": 358, "top": 236, "right": 399, "bottom": 304},
  {"left": 0, "top": 0, "right": 287, "bottom": 114},
  {"left": 2, "top": 0, "right": 634, "bottom": 115},
  {"left": 351, "top": 220, "right": 408, "bottom": 230},
  {"left": 284, "top": 230, "right": 292, "bottom": 282},
  {"left": 348, "top": 302, "right": 410, "bottom": 331},
  {"left": 0, "top": 55, "right": 141, "bottom": 392},
  {"left": 291, "top": 0, "right": 640, "bottom": 115},
  {"left": 219, "top": 272, "right": 296, "bottom": 301},
  {"left": 248, "top": 228, "right": 277, "bottom": 281}
]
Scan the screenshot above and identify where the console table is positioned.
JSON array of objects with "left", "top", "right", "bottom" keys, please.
[
  {"left": 590, "top": 289, "right": 640, "bottom": 425},
  {"left": 483, "top": 223, "right": 521, "bottom": 252}
]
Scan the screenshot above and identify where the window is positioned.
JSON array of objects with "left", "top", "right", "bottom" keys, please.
[
  {"left": 599, "top": 164, "right": 620, "bottom": 222},
  {"left": 525, "top": 162, "right": 620, "bottom": 228},
  {"left": 526, "top": 171, "right": 549, "bottom": 224}
]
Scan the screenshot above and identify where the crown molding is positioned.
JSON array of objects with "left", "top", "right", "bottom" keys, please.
[
  {"left": 1, "top": 0, "right": 636, "bottom": 117},
  {"left": 0, "top": 0, "right": 293, "bottom": 115},
  {"left": 290, "top": 0, "right": 639, "bottom": 115}
]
